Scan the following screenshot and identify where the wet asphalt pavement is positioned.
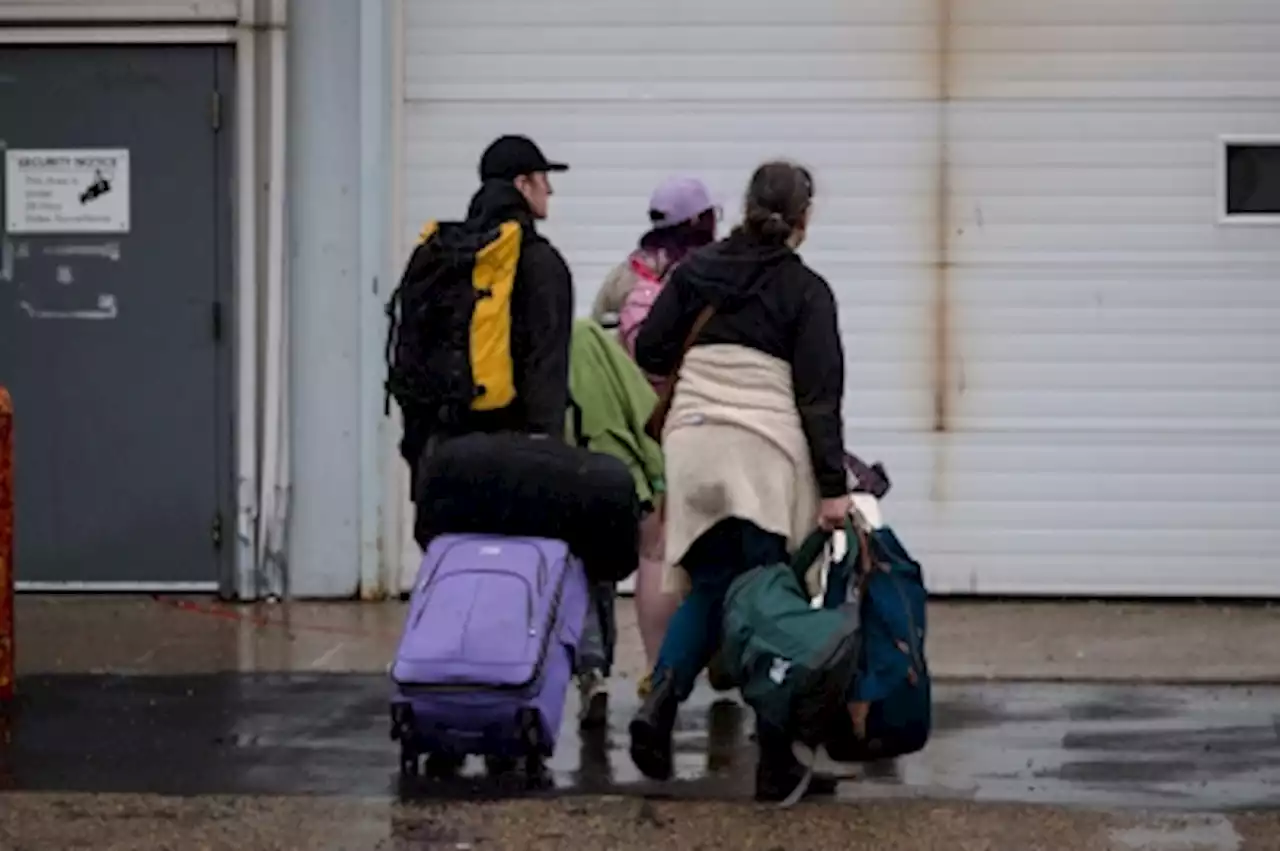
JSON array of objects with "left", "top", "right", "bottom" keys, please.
[{"left": 2, "top": 674, "right": 1278, "bottom": 811}]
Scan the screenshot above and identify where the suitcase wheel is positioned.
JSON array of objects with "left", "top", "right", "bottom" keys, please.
[
  {"left": 399, "top": 745, "right": 420, "bottom": 778},
  {"left": 518, "top": 708, "right": 542, "bottom": 751},
  {"left": 390, "top": 703, "right": 414, "bottom": 742},
  {"left": 518, "top": 708, "right": 546, "bottom": 776}
]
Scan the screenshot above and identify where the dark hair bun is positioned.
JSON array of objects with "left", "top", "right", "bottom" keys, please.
[
  {"left": 739, "top": 161, "right": 814, "bottom": 244},
  {"left": 745, "top": 209, "right": 794, "bottom": 241}
]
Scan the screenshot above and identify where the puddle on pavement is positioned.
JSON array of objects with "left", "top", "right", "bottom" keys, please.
[{"left": 1, "top": 674, "right": 1278, "bottom": 810}]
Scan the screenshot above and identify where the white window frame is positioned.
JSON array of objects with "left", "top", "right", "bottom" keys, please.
[
  {"left": 0, "top": 2, "right": 238, "bottom": 23},
  {"left": 1217, "top": 134, "right": 1280, "bottom": 226}
]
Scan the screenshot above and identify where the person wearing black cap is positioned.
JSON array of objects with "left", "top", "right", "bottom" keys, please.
[
  {"left": 393, "top": 137, "right": 575, "bottom": 780},
  {"left": 464, "top": 134, "right": 574, "bottom": 434}
]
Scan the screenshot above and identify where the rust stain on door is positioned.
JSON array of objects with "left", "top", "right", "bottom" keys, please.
[
  {"left": 929, "top": 0, "right": 955, "bottom": 504},
  {"left": 933, "top": 0, "right": 953, "bottom": 437}
]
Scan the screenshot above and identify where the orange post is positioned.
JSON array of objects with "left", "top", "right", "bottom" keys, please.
[{"left": 0, "top": 387, "right": 12, "bottom": 701}]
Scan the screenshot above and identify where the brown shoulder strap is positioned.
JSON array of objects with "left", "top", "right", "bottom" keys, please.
[
  {"left": 643, "top": 304, "right": 715, "bottom": 441},
  {"left": 641, "top": 253, "right": 790, "bottom": 440},
  {"left": 673, "top": 305, "right": 716, "bottom": 375}
]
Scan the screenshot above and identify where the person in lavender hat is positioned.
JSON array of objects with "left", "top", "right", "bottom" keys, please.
[
  {"left": 591, "top": 175, "right": 720, "bottom": 337},
  {"left": 576, "top": 177, "right": 718, "bottom": 720}
]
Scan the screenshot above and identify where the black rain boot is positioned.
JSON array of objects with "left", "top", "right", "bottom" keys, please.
[
  {"left": 628, "top": 669, "right": 678, "bottom": 781},
  {"left": 754, "top": 724, "right": 839, "bottom": 804}
]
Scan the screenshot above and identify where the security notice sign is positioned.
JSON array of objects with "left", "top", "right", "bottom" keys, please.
[{"left": 4, "top": 148, "right": 130, "bottom": 234}]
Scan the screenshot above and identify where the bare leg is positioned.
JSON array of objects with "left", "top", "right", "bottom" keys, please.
[{"left": 634, "top": 508, "right": 680, "bottom": 667}]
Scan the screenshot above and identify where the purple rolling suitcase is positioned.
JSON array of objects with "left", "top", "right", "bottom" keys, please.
[{"left": 389, "top": 533, "right": 589, "bottom": 777}]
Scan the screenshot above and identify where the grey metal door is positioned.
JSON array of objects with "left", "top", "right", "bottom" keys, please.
[{"left": 0, "top": 45, "right": 232, "bottom": 588}]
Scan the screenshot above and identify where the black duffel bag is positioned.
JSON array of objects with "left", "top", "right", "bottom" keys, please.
[{"left": 414, "top": 430, "right": 642, "bottom": 584}]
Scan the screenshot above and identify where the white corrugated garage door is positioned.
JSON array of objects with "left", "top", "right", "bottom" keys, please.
[
  {"left": 934, "top": 0, "right": 1280, "bottom": 594},
  {"left": 395, "top": 0, "right": 1280, "bottom": 596},
  {"left": 394, "top": 0, "right": 939, "bottom": 593}
]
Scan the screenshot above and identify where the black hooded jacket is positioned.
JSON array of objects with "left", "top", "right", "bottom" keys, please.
[
  {"left": 461, "top": 180, "right": 574, "bottom": 436},
  {"left": 634, "top": 231, "right": 847, "bottom": 498}
]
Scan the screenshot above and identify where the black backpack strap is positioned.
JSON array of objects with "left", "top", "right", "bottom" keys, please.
[{"left": 382, "top": 287, "right": 400, "bottom": 417}]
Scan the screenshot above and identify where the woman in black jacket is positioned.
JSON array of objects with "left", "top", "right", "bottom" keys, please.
[{"left": 628, "top": 161, "right": 851, "bottom": 801}]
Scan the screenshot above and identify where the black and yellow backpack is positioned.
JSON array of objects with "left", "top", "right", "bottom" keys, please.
[{"left": 384, "top": 218, "right": 523, "bottom": 459}]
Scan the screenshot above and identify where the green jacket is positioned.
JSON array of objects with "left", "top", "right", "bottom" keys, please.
[{"left": 565, "top": 318, "right": 665, "bottom": 505}]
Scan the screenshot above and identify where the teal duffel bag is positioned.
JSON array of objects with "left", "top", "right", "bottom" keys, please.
[
  {"left": 721, "top": 516, "right": 932, "bottom": 760},
  {"left": 719, "top": 519, "right": 863, "bottom": 747}
]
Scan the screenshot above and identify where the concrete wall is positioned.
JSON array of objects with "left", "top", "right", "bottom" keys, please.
[
  {"left": 286, "top": 0, "right": 359, "bottom": 597},
  {"left": 285, "top": 0, "right": 393, "bottom": 598}
]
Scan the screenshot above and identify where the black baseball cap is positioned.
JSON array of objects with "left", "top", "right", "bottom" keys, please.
[{"left": 478, "top": 135, "right": 569, "bottom": 181}]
